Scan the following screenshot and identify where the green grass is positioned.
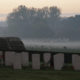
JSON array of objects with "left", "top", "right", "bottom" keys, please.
[{"left": 0, "top": 67, "right": 80, "bottom": 80}]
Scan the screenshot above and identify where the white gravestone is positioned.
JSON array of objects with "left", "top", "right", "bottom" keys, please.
[
  {"left": 13, "top": 53, "right": 22, "bottom": 69},
  {"left": 5, "top": 52, "right": 15, "bottom": 66},
  {"left": 43, "top": 53, "right": 51, "bottom": 67},
  {"left": 72, "top": 54, "right": 80, "bottom": 70},
  {"left": 21, "top": 52, "right": 29, "bottom": 66},
  {"left": 32, "top": 54, "right": 40, "bottom": 69},
  {"left": 54, "top": 53, "right": 64, "bottom": 70}
]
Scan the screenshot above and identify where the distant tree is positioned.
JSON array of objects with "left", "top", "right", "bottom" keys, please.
[
  {"left": 31, "top": 17, "right": 54, "bottom": 38},
  {"left": 7, "top": 5, "right": 61, "bottom": 38},
  {"left": 54, "top": 15, "right": 80, "bottom": 41}
]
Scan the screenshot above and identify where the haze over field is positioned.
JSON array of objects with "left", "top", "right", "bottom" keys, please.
[{"left": 0, "top": 1, "right": 80, "bottom": 42}]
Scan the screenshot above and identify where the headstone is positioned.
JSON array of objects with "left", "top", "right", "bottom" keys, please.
[
  {"left": 21, "top": 52, "right": 29, "bottom": 66},
  {"left": 5, "top": 52, "right": 15, "bottom": 66},
  {"left": 54, "top": 53, "right": 64, "bottom": 70},
  {"left": 32, "top": 54, "right": 40, "bottom": 69},
  {"left": 13, "top": 53, "right": 22, "bottom": 69},
  {"left": 43, "top": 53, "right": 51, "bottom": 67},
  {"left": 72, "top": 54, "right": 80, "bottom": 70}
]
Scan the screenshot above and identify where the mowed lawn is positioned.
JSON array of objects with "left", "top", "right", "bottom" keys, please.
[{"left": 0, "top": 67, "right": 80, "bottom": 80}]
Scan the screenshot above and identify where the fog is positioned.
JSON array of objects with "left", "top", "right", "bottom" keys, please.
[
  {"left": 23, "top": 39, "right": 80, "bottom": 49},
  {"left": 0, "top": 5, "right": 80, "bottom": 45}
]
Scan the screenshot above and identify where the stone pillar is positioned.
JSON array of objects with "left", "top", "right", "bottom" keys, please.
[
  {"left": 54, "top": 53, "right": 64, "bottom": 70},
  {"left": 5, "top": 52, "right": 15, "bottom": 66},
  {"left": 21, "top": 52, "right": 29, "bottom": 66},
  {"left": 32, "top": 54, "right": 40, "bottom": 69},
  {"left": 13, "top": 53, "right": 22, "bottom": 69},
  {"left": 43, "top": 53, "right": 51, "bottom": 67},
  {"left": 72, "top": 54, "right": 80, "bottom": 70}
]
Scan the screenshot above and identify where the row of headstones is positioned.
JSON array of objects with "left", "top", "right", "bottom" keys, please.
[{"left": 0, "top": 51, "right": 80, "bottom": 70}]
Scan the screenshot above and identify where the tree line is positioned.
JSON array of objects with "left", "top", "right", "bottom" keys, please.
[{"left": 0, "top": 5, "right": 80, "bottom": 41}]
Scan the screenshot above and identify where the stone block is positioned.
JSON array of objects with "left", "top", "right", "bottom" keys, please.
[
  {"left": 5, "top": 52, "right": 15, "bottom": 66},
  {"left": 13, "top": 53, "right": 22, "bottom": 69},
  {"left": 32, "top": 54, "right": 40, "bottom": 69},
  {"left": 54, "top": 53, "right": 64, "bottom": 70},
  {"left": 21, "top": 52, "right": 29, "bottom": 66},
  {"left": 43, "top": 53, "right": 51, "bottom": 67},
  {"left": 72, "top": 54, "right": 80, "bottom": 70}
]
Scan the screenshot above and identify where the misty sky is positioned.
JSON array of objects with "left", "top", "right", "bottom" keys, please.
[{"left": 0, "top": 0, "right": 80, "bottom": 21}]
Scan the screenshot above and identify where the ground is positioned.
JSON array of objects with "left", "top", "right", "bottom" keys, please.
[{"left": 0, "top": 67, "right": 80, "bottom": 80}]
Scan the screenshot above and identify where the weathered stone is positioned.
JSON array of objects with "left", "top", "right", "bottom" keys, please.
[
  {"left": 72, "top": 54, "right": 80, "bottom": 70},
  {"left": 54, "top": 53, "right": 64, "bottom": 70},
  {"left": 43, "top": 53, "right": 51, "bottom": 67},
  {"left": 21, "top": 52, "right": 29, "bottom": 66},
  {"left": 13, "top": 53, "right": 22, "bottom": 69},
  {"left": 5, "top": 52, "right": 15, "bottom": 66},
  {"left": 32, "top": 54, "right": 40, "bottom": 69}
]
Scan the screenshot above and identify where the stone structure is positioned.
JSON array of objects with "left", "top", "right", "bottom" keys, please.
[
  {"left": 54, "top": 53, "right": 64, "bottom": 70},
  {"left": 43, "top": 53, "right": 51, "bottom": 67},
  {"left": 21, "top": 52, "right": 29, "bottom": 66},
  {"left": 72, "top": 54, "right": 80, "bottom": 70},
  {"left": 13, "top": 53, "right": 22, "bottom": 69},
  {"left": 5, "top": 52, "right": 15, "bottom": 66},
  {"left": 32, "top": 54, "right": 40, "bottom": 69}
]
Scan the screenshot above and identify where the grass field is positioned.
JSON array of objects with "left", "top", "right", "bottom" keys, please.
[{"left": 0, "top": 67, "right": 80, "bottom": 80}]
